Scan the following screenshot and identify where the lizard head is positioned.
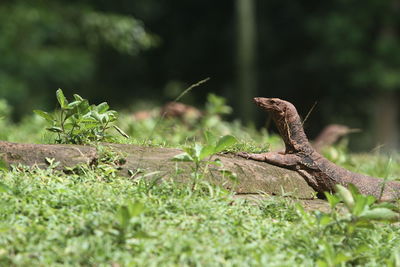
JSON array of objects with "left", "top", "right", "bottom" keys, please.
[
  {"left": 253, "top": 97, "right": 313, "bottom": 154},
  {"left": 253, "top": 97, "right": 295, "bottom": 116}
]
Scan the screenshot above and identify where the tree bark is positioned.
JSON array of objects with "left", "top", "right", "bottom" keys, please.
[
  {"left": 374, "top": 91, "right": 400, "bottom": 152},
  {"left": 236, "top": 0, "right": 257, "bottom": 123},
  {"left": 0, "top": 141, "right": 316, "bottom": 199}
]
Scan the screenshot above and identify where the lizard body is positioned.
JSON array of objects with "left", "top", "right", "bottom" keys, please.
[{"left": 238, "top": 97, "right": 400, "bottom": 201}]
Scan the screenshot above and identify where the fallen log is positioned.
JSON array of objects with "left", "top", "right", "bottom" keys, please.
[{"left": 0, "top": 140, "right": 316, "bottom": 199}]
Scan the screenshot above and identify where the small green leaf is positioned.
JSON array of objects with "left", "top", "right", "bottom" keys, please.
[
  {"left": 133, "top": 230, "right": 151, "bottom": 239},
  {"left": 348, "top": 183, "right": 360, "bottom": 195},
  {"left": 335, "top": 184, "right": 355, "bottom": 211},
  {"left": 82, "top": 123, "right": 99, "bottom": 130},
  {"left": 101, "top": 114, "right": 109, "bottom": 123},
  {"left": 199, "top": 145, "right": 215, "bottom": 160},
  {"left": 214, "top": 135, "right": 237, "bottom": 153},
  {"left": 334, "top": 253, "right": 351, "bottom": 265},
  {"left": 352, "top": 195, "right": 370, "bottom": 216},
  {"left": 77, "top": 100, "right": 90, "bottom": 114},
  {"left": 316, "top": 260, "right": 328, "bottom": 267},
  {"left": 360, "top": 208, "right": 400, "bottom": 222},
  {"left": 90, "top": 111, "right": 102, "bottom": 122},
  {"left": 366, "top": 195, "right": 376, "bottom": 206},
  {"left": 33, "top": 110, "right": 54, "bottom": 123},
  {"left": 194, "top": 143, "right": 203, "bottom": 160},
  {"left": 173, "top": 153, "right": 194, "bottom": 162},
  {"left": 63, "top": 122, "right": 75, "bottom": 130},
  {"left": 107, "top": 110, "right": 118, "bottom": 121},
  {"left": 182, "top": 147, "right": 195, "bottom": 157},
  {"left": 46, "top": 127, "right": 63, "bottom": 133},
  {"left": 374, "top": 202, "right": 399, "bottom": 212},
  {"left": 0, "top": 182, "right": 11, "bottom": 193},
  {"left": 117, "top": 205, "right": 130, "bottom": 229},
  {"left": 80, "top": 117, "right": 98, "bottom": 123},
  {"left": 65, "top": 109, "right": 76, "bottom": 120},
  {"left": 128, "top": 201, "right": 145, "bottom": 217},
  {"left": 73, "top": 94, "right": 84, "bottom": 101},
  {"left": 204, "top": 130, "right": 217, "bottom": 145},
  {"left": 0, "top": 158, "right": 8, "bottom": 171},
  {"left": 67, "top": 100, "right": 81, "bottom": 109},
  {"left": 56, "top": 89, "right": 68, "bottom": 109},
  {"left": 324, "top": 192, "right": 340, "bottom": 208},
  {"left": 97, "top": 102, "right": 109, "bottom": 113},
  {"left": 319, "top": 214, "right": 333, "bottom": 226}
]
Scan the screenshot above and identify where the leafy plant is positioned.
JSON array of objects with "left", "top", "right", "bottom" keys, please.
[
  {"left": 115, "top": 201, "right": 148, "bottom": 243},
  {"left": 173, "top": 133, "right": 237, "bottom": 190},
  {"left": 326, "top": 184, "right": 399, "bottom": 225},
  {"left": 204, "top": 93, "right": 232, "bottom": 117},
  {"left": 308, "top": 184, "right": 400, "bottom": 266},
  {"left": 0, "top": 99, "right": 11, "bottom": 121},
  {"left": 201, "top": 93, "right": 233, "bottom": 130},
  {"left": 34, "top": 89, "right": 119, "bottom": 144},
  {"left": 290, "top": 184, "right": 400, "bottom": 267}
]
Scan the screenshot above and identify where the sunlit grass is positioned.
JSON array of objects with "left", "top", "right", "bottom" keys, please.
[{"left": 1, "top": 165, "right": 399, "bottom": 266}]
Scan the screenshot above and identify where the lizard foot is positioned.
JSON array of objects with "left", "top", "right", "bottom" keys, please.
[
  {"left": 236, "top": 151, "right": 302, "bottom": 166},
  {"left": 236, "top": 152, "right": 268, "bottom": 162},
  {"left": 236, "top": 152, "right": 251, "bottom": 159}
]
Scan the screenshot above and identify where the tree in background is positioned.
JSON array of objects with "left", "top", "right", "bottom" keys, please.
[
  {"left": 306, "top": 0, "right": 400, "bottom": 151},
  {"left": 0, "top": 0, "right": 156, "bottom": 117},
  {"left": 236, "top": 0, "right": 257, "bottom": 123}
]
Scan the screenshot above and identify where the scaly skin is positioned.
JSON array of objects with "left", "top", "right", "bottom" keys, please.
[{"left": 238, "top": 97, "right": 400, "bottom": 201}]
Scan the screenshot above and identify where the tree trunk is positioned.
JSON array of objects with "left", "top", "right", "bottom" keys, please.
[
  {"left": 374, "top": 91, "right": 400, "bottom": 152},
  {"left": 374, "top": 0, "right": 400, "bottom": 153},
  {"left": 235, "top": 0, "right": 257, "bottom": 123}
]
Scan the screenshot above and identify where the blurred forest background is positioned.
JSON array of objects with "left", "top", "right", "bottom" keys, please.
[{"left": 0, "top": 0, "right": 399, "bottom": 151}]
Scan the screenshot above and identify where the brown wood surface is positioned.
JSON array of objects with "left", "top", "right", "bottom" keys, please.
[{"left": 0, "top": 141, "right": 316, "bottom": 199}]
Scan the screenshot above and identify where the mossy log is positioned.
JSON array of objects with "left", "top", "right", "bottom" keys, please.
[{"left": 0, "top": 141, "right": 316, "bottom": 199}]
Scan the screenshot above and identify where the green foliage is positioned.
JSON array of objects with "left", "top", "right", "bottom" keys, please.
[
  {"left": 0, "top": 1, "right": 156, "bottom": 116},
  {"left": 294, "top": 184, "right": 400, "bottom": 267},
  {"left": 326, "top": 184, "right": 400, "bottom": 224},
  {"left": 0, "top": 98, "right": 13, "bottom": 140},
  {"left": 315, "top": 184, "right": 400, "bottom": 266},
  {"left": 82, "top": 11, "right": 157, "bottom": 55},
  {"left": 173, "top": 133, "right": 238, "bottom": 189},
  {"left": 205, "top": 93, "right": 232, "bottom": 117},
  {"left": 116, "top": 201, "right": 147, "bottom": 243},
  {"left": 34, "top": 89, "right": 119, "bottom": 144},
  {"left": 174, "top": 134, "right": 237, "bottom": 163},
  {"left": 0, "top": 99, "right": 11, "bottom": 121},
  {"left": 202, "top": 93, "right": 233, "bottom": 129},
  {"left": 308, "top": 1, "right": 400, "bottom": 92}
]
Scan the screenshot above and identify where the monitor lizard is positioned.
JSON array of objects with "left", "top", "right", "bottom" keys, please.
[{"left": 237, "top": 97, "right": 400, "bottom": 201}]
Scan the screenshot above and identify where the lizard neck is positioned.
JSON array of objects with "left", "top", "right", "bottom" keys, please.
[{"left": 272, "top": 110, "right": 314, "bottom": 154}]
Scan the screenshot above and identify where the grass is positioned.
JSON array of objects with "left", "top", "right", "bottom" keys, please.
[
  {"left": 1, "top": 166, "right": 399, "bottom": 266},
  {"left": 0, "top": 96, "right": 399, "bottom": 266}
]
